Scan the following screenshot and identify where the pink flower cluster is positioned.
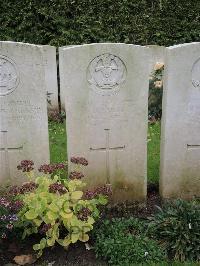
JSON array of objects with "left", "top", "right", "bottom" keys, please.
[
  {"left": 38, "top": 163, "right": 67, "bottom": 174},
  {"left": 84, "top": 185, "right": 112, "bottom": 200},
  {"left": 49, "top": 183, "right": 68, "bottom": 194},
  {"left": 70, "top": 157, "right": 88, "bottom": 166},
  {"left": 69, "top": 171, "right": 84, "bottom": 180},
  {"left": 8, "top": 182, "right": 38, "bottom": 196},
  {"left": 0, "top": 197, "right": 23, "bottom": 212},
  {"left": 77, "top": 207, "right": 92, "bottom": 221},
  {"left": 0, "top": 197, "right": 10, "bottom": 208},
  {"left": 17, "top": 160, "right": 34, "bottom": 172}
]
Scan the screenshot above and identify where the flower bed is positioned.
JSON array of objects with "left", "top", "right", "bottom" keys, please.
[{"left": 0, "top": 159, "right": 199, "bottom": 265}]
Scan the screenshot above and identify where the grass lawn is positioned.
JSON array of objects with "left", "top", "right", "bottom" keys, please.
[
  {"left": 49, "top": 120, "right": 67, "bottom": 163},
  {"left": 147, "top": 122, "right": 161, "bottom": 184},
  {"left": 49, "top": 120, "right": 161, "bottom": 184}
]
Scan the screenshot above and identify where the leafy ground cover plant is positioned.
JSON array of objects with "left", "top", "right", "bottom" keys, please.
[
  {"left": 14, "top": 158, "right": 111, "bottom": 257},
  {"left": 93, "top": 217, "right": 166, "bottom": 265},
  {"left": 148, "top": 199, "right": 200, "bottom": 262},
  {"left": 0, "top": 194, "right": 23, "bottom": 242}
]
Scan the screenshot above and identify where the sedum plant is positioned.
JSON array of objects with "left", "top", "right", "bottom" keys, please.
[{"left": 16, "top": 158, "right": 110, "bottom": 257}]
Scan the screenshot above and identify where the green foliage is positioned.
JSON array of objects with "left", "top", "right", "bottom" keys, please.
[
  {"left": 49, "top": 120, "right": 67, "bottom": 163},
  {"left": 0, "top": 0, "right": 200, "bottom": 47},
  {"left": 147, "top": 122, "right": 161, "bottom": 183},
  {"left": 149, "top": 64, "right": 164, "bottom": 119},
  {"left": 17, "top": 175, "right": 108, "bottom": 257},
  {"left": 0, "top": 200, "right": 12, "bottom": 239},
  {"left": 93, "top": 217, "right": 166, "bottom": 265},
  {"left": 0, "top": 197, "right": 23, "bottom": 241},
  {"left": 148, "top": 200, "right": 200, "bottom": 262}
]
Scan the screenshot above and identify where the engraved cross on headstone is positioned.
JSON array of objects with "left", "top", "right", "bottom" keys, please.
[
  {"left": 90, "top": 129, "right": 125, "bottom": 183},
  {"left": 0, "top": 130, "right": 23, "bottom": 178}
]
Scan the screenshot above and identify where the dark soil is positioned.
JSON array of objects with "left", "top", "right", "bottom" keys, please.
[
  {"left": 0, "top": 184, "right": 161, "bottom": 266},
  {"left": 102, "top": 182, "right": 161, "bottom": 219}
]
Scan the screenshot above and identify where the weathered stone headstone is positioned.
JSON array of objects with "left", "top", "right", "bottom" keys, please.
[
  {"left": 59, "top": 45, "right": 78, "bottom": 110},
  {"left": 40, "top": 45, "right": 58, "bottom": 110},
  {"left": 0, "top": 41, "right": 50, "bottom": 184},
  {"left": 160, "top": 43, "right": 200, "bottom": 199},
  {"left": 60, "top": 43, "right": 149, "bottom": 202}
]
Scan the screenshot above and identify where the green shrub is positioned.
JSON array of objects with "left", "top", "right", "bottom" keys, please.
[
  {"left": 148, "top": 200, "right": 200, "bottom": 262},
  {"left": 15, "top": 158, "right": 110, "bottom": 257},
  {"left": 93, "top": 217, "right": 166, "bottom": 265},
  {"left": 17, "top": 176, "right": 107, "bottom": 257},
  {"left": 0, "top": 0, "right": 200, "bottom": 47}
]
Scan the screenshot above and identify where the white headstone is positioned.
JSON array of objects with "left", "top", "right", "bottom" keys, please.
[
  {"left": 0, "top": 41, "right": 50, "bottom": 184},
  {"left": 59, "top": 45, "right": 79, "bottom": 110},
  {"left": 160, "top": 43, "right": 200, "bottom": 199},
  {"left": 41, "top": 45, "right": 58, "bottom": 110},
  {"left": 60, "top": 43, "right": 149, "bottom": 202}
]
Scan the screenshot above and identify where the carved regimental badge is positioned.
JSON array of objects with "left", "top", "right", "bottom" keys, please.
[
  {"left": 192, "top": 58, "right": 200, "bottom": 88},
  {"left": 0, "top": 55, "right": 19, "bottom": 96},
  {"left": 87, "top": 53, "right": 126, "bottom": 90}
]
